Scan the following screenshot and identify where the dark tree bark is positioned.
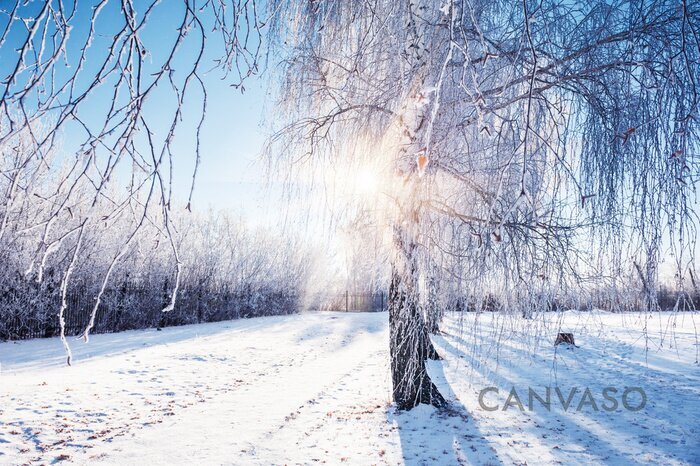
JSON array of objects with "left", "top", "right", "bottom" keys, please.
[
  {"left": 424, "top": 331, "right": 442, "bottom": 360},
  {"left": 425, "top": 308, "right": 441, "bottom": 335},
  {"left": 389, "top": 228, "right": 446, "bottom": 410}
]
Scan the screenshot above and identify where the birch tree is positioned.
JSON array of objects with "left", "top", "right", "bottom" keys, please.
[{"left": 267, "top": 0, "right": 700, "bottom": 409}]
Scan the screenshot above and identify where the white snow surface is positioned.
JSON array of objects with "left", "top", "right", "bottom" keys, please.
[{"left": 1, "top": 311, "right": 699, "bottom": 465}]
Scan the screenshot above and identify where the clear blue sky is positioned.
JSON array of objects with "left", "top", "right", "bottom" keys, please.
[{"left": 170, "top": 75, "right": 274, "bottom": 220}]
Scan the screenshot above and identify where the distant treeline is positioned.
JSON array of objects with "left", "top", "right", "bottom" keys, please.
[
  {"left": 0, "top": 210, "right": 310, "bottom": 341},
  {"left": 449, "top": 288, "right": 700, "bottom": 314}
]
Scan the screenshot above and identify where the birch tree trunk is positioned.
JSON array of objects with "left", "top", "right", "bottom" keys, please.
[{"left": 389, "top": 210, "right": 445, "bottom": 409}]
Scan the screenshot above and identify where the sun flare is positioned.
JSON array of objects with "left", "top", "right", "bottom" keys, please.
[{"left": 353, "top": 165, "right": 381, "bottom": 196}]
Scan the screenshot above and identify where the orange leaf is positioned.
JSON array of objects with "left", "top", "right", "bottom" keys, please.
[{"left": 417, "top": 153, "right": 429, "bottom": 176}]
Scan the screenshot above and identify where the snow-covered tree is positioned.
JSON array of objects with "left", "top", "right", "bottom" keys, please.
[{"left": 266, "top": 0, "right": 700, "bottom": 409}]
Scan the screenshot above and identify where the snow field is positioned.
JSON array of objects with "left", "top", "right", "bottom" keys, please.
[{"left": 1, "top": 310, "right": 698, "bottom": 465}]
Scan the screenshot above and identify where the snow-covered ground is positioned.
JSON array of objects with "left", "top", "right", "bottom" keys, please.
[{"left": 1, "top": 311, "right": 699, "bottom": 465}]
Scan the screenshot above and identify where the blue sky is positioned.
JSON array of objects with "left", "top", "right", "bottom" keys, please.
[{"left": 169, "top": 76, "right": 273, "bottom": 219}]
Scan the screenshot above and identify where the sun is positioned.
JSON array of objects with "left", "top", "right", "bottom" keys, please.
[{"left": 353, "top": 165, "right": 381, "bottom": 196}]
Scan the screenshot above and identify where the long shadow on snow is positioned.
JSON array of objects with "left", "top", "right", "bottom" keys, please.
[{"left": 435, "top": 329, "right": 700, "bottom": 465}]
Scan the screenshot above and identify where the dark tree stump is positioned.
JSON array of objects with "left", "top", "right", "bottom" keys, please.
[{"left": 554, "top": 333, "right": 576, "bottom": 346}]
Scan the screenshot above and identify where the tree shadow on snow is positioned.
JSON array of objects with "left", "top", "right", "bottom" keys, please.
[
  {"left": 386, "top": 357, "right": 504, "bottom": 465},
  {"left": 432, "top": 326, "right": 700, "bottom": 465}
]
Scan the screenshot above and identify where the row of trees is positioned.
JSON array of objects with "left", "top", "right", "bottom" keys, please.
[
  {"left": 0, "top": 192, "right": 310, "bottom": 341},
  {"left": 0, "top": 198, "right": 309, "bottom": 332}
]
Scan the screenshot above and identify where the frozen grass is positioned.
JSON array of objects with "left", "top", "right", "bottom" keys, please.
[{"left": 1, "top": 311, "right": 698, "bottom": 465}]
